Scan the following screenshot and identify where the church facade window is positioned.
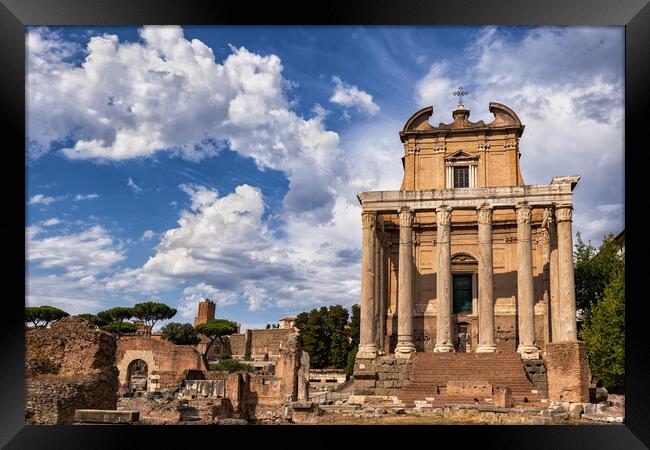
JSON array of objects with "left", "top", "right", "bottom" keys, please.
[{"left": 454, "top": 166, "right": 469, "bottom": 188}]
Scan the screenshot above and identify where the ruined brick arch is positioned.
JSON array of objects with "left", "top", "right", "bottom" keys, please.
[
  {"left": 116, "top": 351, "right": 157, "bottom": 389},
  {"left": 126, "top": 358, "right": 149, "bottom": 391}
]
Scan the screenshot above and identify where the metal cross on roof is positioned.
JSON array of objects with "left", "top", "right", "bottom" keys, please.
[{"left": 453, "top": 86, "right": 470, "bottom": 107}]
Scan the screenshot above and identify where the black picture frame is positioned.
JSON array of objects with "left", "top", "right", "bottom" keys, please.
[{"left": 2, "top": 0, "right": 648, "bottom": 447}]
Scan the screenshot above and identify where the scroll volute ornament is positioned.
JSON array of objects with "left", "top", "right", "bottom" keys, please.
[
  {"left": 399, "top": 208, "right": 414, "bottom": 227},
  {"left": 362, "top": 211, "right": 377, "bottom": 229},
  {"left": 516, "top": 204, "right": 532, "bottom": 224},
  {"left": 477, "top": 206, "right": 493, "bottom": 225},
  {"left": 555, "top": 205, "right": 573, "bottom": 223}
]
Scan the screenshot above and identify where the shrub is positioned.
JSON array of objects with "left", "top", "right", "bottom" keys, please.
[{"left": 209, "top": 359, "right": 252, "bottom": 373}]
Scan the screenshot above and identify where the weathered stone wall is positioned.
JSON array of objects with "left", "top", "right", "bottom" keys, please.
[
  {"left": 228, "top": 333, "right": 248, "bottom": 356},
  {"left": 545, "top": 341, "right": 591, "bottom": 402},
  {"left": 523, "top": 359, "right": 549, "bottom": 397},
  {"left": 353, "top": 356, "right": 412, "bottom": 396},
  {"left": 250, "top": 329, "right": 294, "bottom": 358},
  {"left": 226, "top": 328, "right": 294, "bottom": 359},
  {"left": 116, "top": 336, "right": 206, "bottom": 392},
  {"left": 25, "top": 317, "right": 119, "bottom": 424}
]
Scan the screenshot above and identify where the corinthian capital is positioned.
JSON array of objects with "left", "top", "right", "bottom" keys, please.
[
  {"left": 436, "top": 206, "right": 452, "bottom": 226},
  {"left": 516, "top": 204, "right": 532, "bottom": 224},
  {"left": 361, "top": 211, "right": 377, "bottom": 229},
  {"left": 399, "top": 208, "right": 414, "bottom": 227},
  {"left": 477, "top": 205, "right": 493, "bottom": 225},
  {"left": 555, "top": 204, "right": 573, "bottom": 223}
]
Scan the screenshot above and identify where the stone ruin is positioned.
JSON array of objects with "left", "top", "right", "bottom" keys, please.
[
  {"left": 123, "top": 332, "right": 317, "bottom": 424},
  {"left": 25, "top": 316, "right": 119, "bottom": 424}
]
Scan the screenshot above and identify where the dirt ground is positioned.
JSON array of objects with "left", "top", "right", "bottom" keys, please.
[{"left": 312, "top": 413, "right": 618, "bottom": 425}]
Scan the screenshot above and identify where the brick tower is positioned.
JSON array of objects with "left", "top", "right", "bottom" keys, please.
[{"left": 194, "top": 298, "right": 216, "bottom": 327}]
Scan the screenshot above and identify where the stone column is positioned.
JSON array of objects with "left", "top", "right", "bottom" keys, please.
[
  {"left": 378, "top": 234, "right": 388, "bottom": 352},
  {"left": 395, "top": 207, "right": 416, "bottom": 357},
  {"left": 476, "top": 205, "right": 497, "bottom": 353},
  {"left": 374, "top": 229, "right": 381, "bottom": 346},
  {"left": 556, "top": 204, "right": 578, "bottom": 341},
  {"left": 357, "top": 211, "right": 379, "bottom": 359},
  {"left": 516, "top": 204, "right": 540, "bottom": 359},
  {"left": 434, "top": 206, "right": 454, "bottom": 352},
  {"left": 540, "top": 214, "right": 552, "bottom": 347},
  {"left": 548, "top": 209, "right": 560, "bottom": 342}
]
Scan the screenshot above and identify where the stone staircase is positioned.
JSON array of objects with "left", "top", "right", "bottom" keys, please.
[{"left": 398, "top": 352, "right": 546, "bottom": 408}]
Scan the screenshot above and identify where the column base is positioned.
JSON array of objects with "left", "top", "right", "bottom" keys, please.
[
  {"left": 517, "top": 344, "right": 540, "bottom": 360},
  {"left": 433, "top": 344, "right": 455, "bottom": 353},
  {"left": 476, "top": 344, "right": 498, "bottom": 353},
  {"left": 357, "top": 344, "right": 379, "bottom": 359},
  {"left": 394, "top": 343, "right": 416, "bottom": 358}
]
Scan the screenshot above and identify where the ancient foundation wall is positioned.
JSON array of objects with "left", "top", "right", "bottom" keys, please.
[
  {"left": 545, "top": 341, "right": 591, "bottom": 402},
  {"left": 353, "top": 356, "right": 412, "bottom": 396},
  {"left": 25, "top": 317, "right": 119, "bottom": 424}
]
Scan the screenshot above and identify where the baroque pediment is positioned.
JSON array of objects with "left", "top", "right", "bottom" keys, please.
[{"left": 400, "top": 102, "right": 525, "bottom": 142}]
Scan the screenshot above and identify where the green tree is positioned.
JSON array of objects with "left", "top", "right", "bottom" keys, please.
[
  {"left": 25, "top": 306, "right": 69, "bottom": 328},
  {"left": 327, "top": 305, "right": 350, "bottom": 369},
  {"left": 265, "top": 324, "right": 271, "bottom": 329},
  {"left": 100, "top": 321, "right": 138, "bottom": 338},
  {"left": 97, "top": 307, "right": 134, "bottom": 325},
  {"left": 77, "top": 313, "right": 110, "bottom": 327},
  {"left": 160, "top": 322, "right": 201, "bottom": 345},
  {"left": 579, "top": 267, "right": 625, "bottom": 393},
  {"left": 575, "top": 233, "right": 624, "bottom": 315},
  {"left": 131, "top": 302, "right": 177, "bottom": 336},
  {"left": 296, "top": 308, "right": 330, "bottom": 368},
  {"left": 349, "top": 304, "right": 360, "bottom": 348},
  {"left": 195, "top": 319, "right": 239, "bottom": 360}
]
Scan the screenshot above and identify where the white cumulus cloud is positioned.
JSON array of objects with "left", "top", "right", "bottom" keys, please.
[{"left": 330, "top": 76, "right": 380, "bottom": 115}]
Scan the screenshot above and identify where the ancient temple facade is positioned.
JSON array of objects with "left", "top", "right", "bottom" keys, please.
[{"left": 354, "top": 102, "right": 590, "bottom": 404}]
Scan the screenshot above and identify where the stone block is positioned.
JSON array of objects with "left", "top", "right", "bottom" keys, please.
[
  {"left": 348, "top": 395, "right": 366, "bottom": 405},
  {"left": 589, "top": 387, "right": 609, "bottom": 403},
  {"left": 74, "top": 409, "right": 139, "bottom": 424},
  {"left": 532, "top": 416, "right": 551, "bottom": 425},
  {"left": 581, "top": 413, "right": 623, "bottom": 423},
  {"left": 492, "top": 386, "right": 514, "bottom": 408},
  {"left": 568, "top": 403, "right": 583, "bottom": 420}
]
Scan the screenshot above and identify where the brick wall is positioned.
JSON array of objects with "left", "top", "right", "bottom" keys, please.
[
  {"left": 545, "top": 341, "right": 591, "bottom": 402},
  {"left": 116, "top": 336, "right": 206, "bottom": 391},
  {"left": 25, "top": 317, "right": 119, "bottom": 424}
]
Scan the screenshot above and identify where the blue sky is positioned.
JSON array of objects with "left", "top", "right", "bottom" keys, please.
[{"left": 26, "top": 26, "right": 624, "bottom": 331}]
